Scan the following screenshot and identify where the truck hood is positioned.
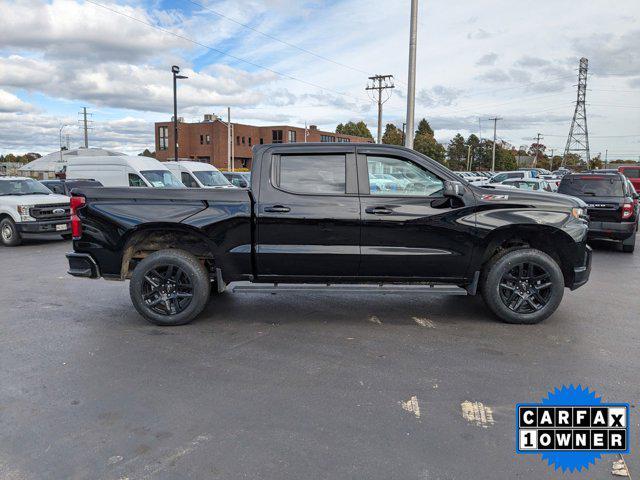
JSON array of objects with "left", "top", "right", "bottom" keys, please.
[
  {"left": 472, "top": 185, "right": 587, "bottom": 209},
  {"left": 0, "top": 193, "right": 70, "bottom": 207}
]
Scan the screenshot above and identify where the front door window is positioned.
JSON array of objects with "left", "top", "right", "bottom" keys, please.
[{"left": 366, "top": 156, "right": 443, "bottom": 196}]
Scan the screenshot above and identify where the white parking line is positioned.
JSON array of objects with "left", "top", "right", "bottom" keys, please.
[
  {"left": 402, "top": 395, "right": 421, "bottom": 418},
  {"left": 461, "top": 400, "right": 494, "bottom": 428},
  {"left": 412, "top": 317, "right": 435, "bottom": 328}
]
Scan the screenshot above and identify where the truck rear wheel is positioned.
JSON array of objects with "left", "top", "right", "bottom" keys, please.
[
  {"left": 129, "top": 249, "right": 210, "bottom": 326},
  {"left": 480, "top": 248, "right": 564, "bottom": 324},
  {"left": 1, "top": 218, "right": 22, "bottom": 247}
]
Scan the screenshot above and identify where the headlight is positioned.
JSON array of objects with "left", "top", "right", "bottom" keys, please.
[
  {"left": 17, "top": 205, "right": 35, "bottom": 222},
  {"left": 571, "top": 207, "right": 587, "bottom": 220}
]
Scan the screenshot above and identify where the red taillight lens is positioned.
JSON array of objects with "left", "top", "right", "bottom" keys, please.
[
  {"left": 622, "top": 203, "right": 633, "bottom": 220},
  {"left": 70, "top": 196, "right": 85, "bottom": 238}
]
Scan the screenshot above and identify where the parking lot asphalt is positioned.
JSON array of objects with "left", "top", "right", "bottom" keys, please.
[{"left": 1, "top": 235, "right": 638, "bottom": 480}]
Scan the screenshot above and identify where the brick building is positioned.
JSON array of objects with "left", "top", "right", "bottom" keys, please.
[{"left": 154, "top": 115, "right": 373, "bottom": 170}]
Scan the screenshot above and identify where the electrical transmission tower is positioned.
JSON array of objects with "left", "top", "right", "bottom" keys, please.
[
  {"left": 562, "top": 58, "right": 590, "bottom": 166},
  {"left": 366, "top": 74, "right": 395, "bottom": 143}
]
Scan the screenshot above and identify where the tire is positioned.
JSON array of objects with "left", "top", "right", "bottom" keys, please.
[
  {"left": 622, "top": 232, "right": 636, "bottom": 253},
  {"left": 0, "top": 217, "right": 22, "bottom": 247},
  {"left": 129, "top": 249, "right": 210, "bottom": 326},
  {"left": 480, "top": 248, "right": 564, "bottom": 324}
]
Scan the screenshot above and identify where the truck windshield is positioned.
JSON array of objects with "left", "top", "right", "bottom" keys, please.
[
  {"left": 193, "top": 170, "right": 231, "bottom": 187},
  {"left": 558, "top": 177, "right": 624, "bottom": 197},
  {"left": 140, "top": 170, "right": 184, "bottom": 188},
  {"left": 0, "top": 179, "right": 51, "bottom": 196}
]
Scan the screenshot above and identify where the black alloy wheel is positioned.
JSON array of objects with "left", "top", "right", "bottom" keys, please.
[
  {"left": 142, "top": 265, "right": 194, "bottom": 315},
  {"left": 498, "top": 262, "right": 552, "bottom": 314}
]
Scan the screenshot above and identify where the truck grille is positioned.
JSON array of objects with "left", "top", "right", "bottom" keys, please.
[{"left": 30, "top": 203, "right": 71, "bottom": 220}]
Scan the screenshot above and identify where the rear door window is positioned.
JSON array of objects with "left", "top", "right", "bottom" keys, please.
[
  {"left": 558, "top": 176, "right": 625, "bottom": 197},
  {"left": 181, "top": 172, "right": 199, "bottom": 188},
  {"left": 277, "top": 155, "right": 346, "bottom": 194}
]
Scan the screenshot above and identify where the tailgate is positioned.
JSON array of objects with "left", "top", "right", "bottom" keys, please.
[{"left": 582, "top": 196, "right": 624, "bottom": 222}]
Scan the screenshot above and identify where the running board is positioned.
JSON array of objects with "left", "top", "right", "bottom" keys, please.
[{"left": 230, "top": 282, "right": 468, "bottom": 295}]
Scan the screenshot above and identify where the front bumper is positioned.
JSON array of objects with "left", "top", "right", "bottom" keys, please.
[
  {"left": 570, "top": 245, "right": 592, "bottom": 290},
  {"left": 588, "top": 220, "right": 636, "bottom": 241},
  {"left": 16, "top": 219, "right": 71, "bottom": 234},
  {"left": 66, "top": 252, "right": 100, "bottom": 278}
]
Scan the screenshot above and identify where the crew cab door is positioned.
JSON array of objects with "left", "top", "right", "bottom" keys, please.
[
  {"left": 357, "top": 147, "right": 476, "bottom": 280},
  {"left": 255, "top": 145, "right": 360, "bottom": 278}
]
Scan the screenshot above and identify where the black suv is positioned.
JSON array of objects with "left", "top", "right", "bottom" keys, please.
[
  {"left": 41, "top": 179, "right": 102, "bottom": 196},
  {"left": 558, "top": 172, "right": 638, "bottom": 252}
]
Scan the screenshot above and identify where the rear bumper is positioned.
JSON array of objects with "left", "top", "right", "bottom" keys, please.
[
  {"left": 570, "top": 245, "right": 592, "bottom": 290},
  {"left": 66, "top": 252, "right": 100, "bottom": 278},
  {"left": 16, "top": 219, "right": 71, "bottom": 234},
  {"left": 588, "top": 220, "right": 636, "bottom": 240}
]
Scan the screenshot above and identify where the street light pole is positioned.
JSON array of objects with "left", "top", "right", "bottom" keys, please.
[
  {"left": 171, "top": 65, "right": 188, "bottom": 161},
  {"left": 404, "top": 0, "right": 418, "bottom": 149},
  {"left": 59, "top": 124, "right": 70, "bottom": 162}
]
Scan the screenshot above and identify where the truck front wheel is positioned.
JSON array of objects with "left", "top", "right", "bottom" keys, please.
[
  {"left": 480, "top": 248, "right": 564, "bottom": 324},
  {"left": 1, "top": 218, "right": 22, "bottom": 247},
  {"left": 129, "top": 249, "right": 211, "bottom": 326}
]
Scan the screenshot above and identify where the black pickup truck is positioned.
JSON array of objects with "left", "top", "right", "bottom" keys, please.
[{"left": 67, "top": 143, "right": 591, "bottom": 326}]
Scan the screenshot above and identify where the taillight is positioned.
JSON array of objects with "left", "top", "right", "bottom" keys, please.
[
  {"left": 621, "top": 203, "right": 633, "bottom": 220},
  {"left": 70, "top": 195, "right": 85, "bottom": 238}
]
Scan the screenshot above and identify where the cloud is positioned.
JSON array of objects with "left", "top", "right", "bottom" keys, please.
[
  {"left": 476, "top": 53, "right": 498, "bottom": 66},
  {"left": 571, "top": 29, "right": 640, "bottom": 76},
  {"left": 514, "top": 55, "right": 551, "bottom": 68},
  {"left": 417, "top": 86, "right": 462, "bottom": 108},
  {"left": 0, "top": 90, "right": 33, "bottom": 112},
  {"left": 477, "top": 69, "right": 510, "bottom": 83},
  {"left": 467, "top": 28, "right": 492, "bottom": 40},
  {"left": 0, "top": 0, "right": 189, "bottom": 62}
]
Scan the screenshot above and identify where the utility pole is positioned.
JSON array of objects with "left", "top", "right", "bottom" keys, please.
[
  {"left": 227, "top": 107, "right": 231, "bottom": 171},
  {"left": 549, "top": 148, "right": 555, "bottom": 170},
  {"left": 231, "top": 124, "right": 235, "bottom": 172},
  {"left": 563, "top": 57, "right": 590, "bottom": 166},
  {"left": 82, "top": 107, "right": 88, "bottom": 148},
  {"left": 488, "top": 117, "right": 502, "bottom": 171},
  {"left": 466, "top": 144, "right": 472, "bottom": 171},
  {"left": 304, "top": 121, "right": 308, "bottom": 143},
  {"left": 366, "top": 74, "right": 395, "bottom": 143},
  {"left": 533, "top": 133, "right": 543, "bottom": 167},
  {"left": 404, "top": 0, "right": 418, "bottom": 149},
  {"left": 605, "top": 149, "right": 608, "bottom": 168}
]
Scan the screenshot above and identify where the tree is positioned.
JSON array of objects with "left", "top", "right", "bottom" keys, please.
[
  {"left": 446, "top": 134, "right": 467, "bottom": 170},
  {"left": 139, "top": 149, "right": 156, "bottom": 158},
  {"left": 381, "top": 123, "right": 403, "bottom": 145},
  {"left": 414, "top": 133, "right": 446, "bottom": 164},
  {"left": 415, "top": 118, "right": 434, "bottom": 136},
  {"left": 588, "top": 154, "right": 603, "bottom": 170},
  {"left": 336, "top": 121, "right": 373, "bottom": 139},
  {"left": 563, "top": 153, "right": 582, "bottom": 167}
]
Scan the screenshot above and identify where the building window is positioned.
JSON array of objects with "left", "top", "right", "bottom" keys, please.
[
  {"left": 288, "top": 130, "right": 297, "bottom": 143},
  {"left": 200, "top": 134, "right": 204, "bottom": 145},
  {"left": 260, "top": 138, "right": 264, "bottom": 144},
  {"left": 205, "top": 134, "right": 211, "bottom": 145},
  {"left": 320, "top": 134, "right": 336, "bottom": 143},
  {"left": 248, "top": 137, "right": 252, "bottom": 146},
  {"left": 158, "top": 126, "right": 168, "bottom": 150},
  {"left": 242, "top": 136, "right": 245, "bottom": 145},
  {"left": 272, "top": 130, "right": 283, "bottom": 143},
  {"left": 236, "top": 136, "right": 240, "bottom": 145},
  {"left": 337, "top": 137, "right": 351, "bottom": 142}
]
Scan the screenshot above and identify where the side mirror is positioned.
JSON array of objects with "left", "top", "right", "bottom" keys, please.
[{"left": 444, "top": 180, "right": 465, "bottom": 198}]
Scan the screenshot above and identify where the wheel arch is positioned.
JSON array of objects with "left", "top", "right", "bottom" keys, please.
[
  {"left": 119, "top": 223, "right": 218, "bottom": 279},
  {"left": 474, "top": 224, "right": 579, "bottom": 287}
]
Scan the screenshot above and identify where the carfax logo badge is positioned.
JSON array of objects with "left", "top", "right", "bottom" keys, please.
[{"left": 516, "top": 385, "right": 630, "bottom": 472}]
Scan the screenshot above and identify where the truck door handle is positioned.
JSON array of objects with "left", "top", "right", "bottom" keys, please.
[
  {"left": 264, "top": 205, "right": 291, "bottom": 213},
  {"left": 366, "top": 206, "right": 393, "bottom": 215}
]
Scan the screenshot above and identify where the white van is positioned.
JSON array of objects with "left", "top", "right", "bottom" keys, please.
[
  {"left": 164, "top": 161, "right": 234, "bottom": 189},
  {"left": 66, "top": 156, "right": 183, "bottom": 188}
]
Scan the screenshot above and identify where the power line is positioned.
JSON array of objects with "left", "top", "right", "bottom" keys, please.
[
  {"left": 182, "top": 0, "right": 376, "bottom": 78},
  {"left": 83, "top": 0, "right": 371, "bottom": 107}
]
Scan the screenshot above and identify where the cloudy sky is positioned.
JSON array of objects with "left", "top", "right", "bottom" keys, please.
[{"left": 0, "top": 0, "right": 639, "bottom": 159}]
